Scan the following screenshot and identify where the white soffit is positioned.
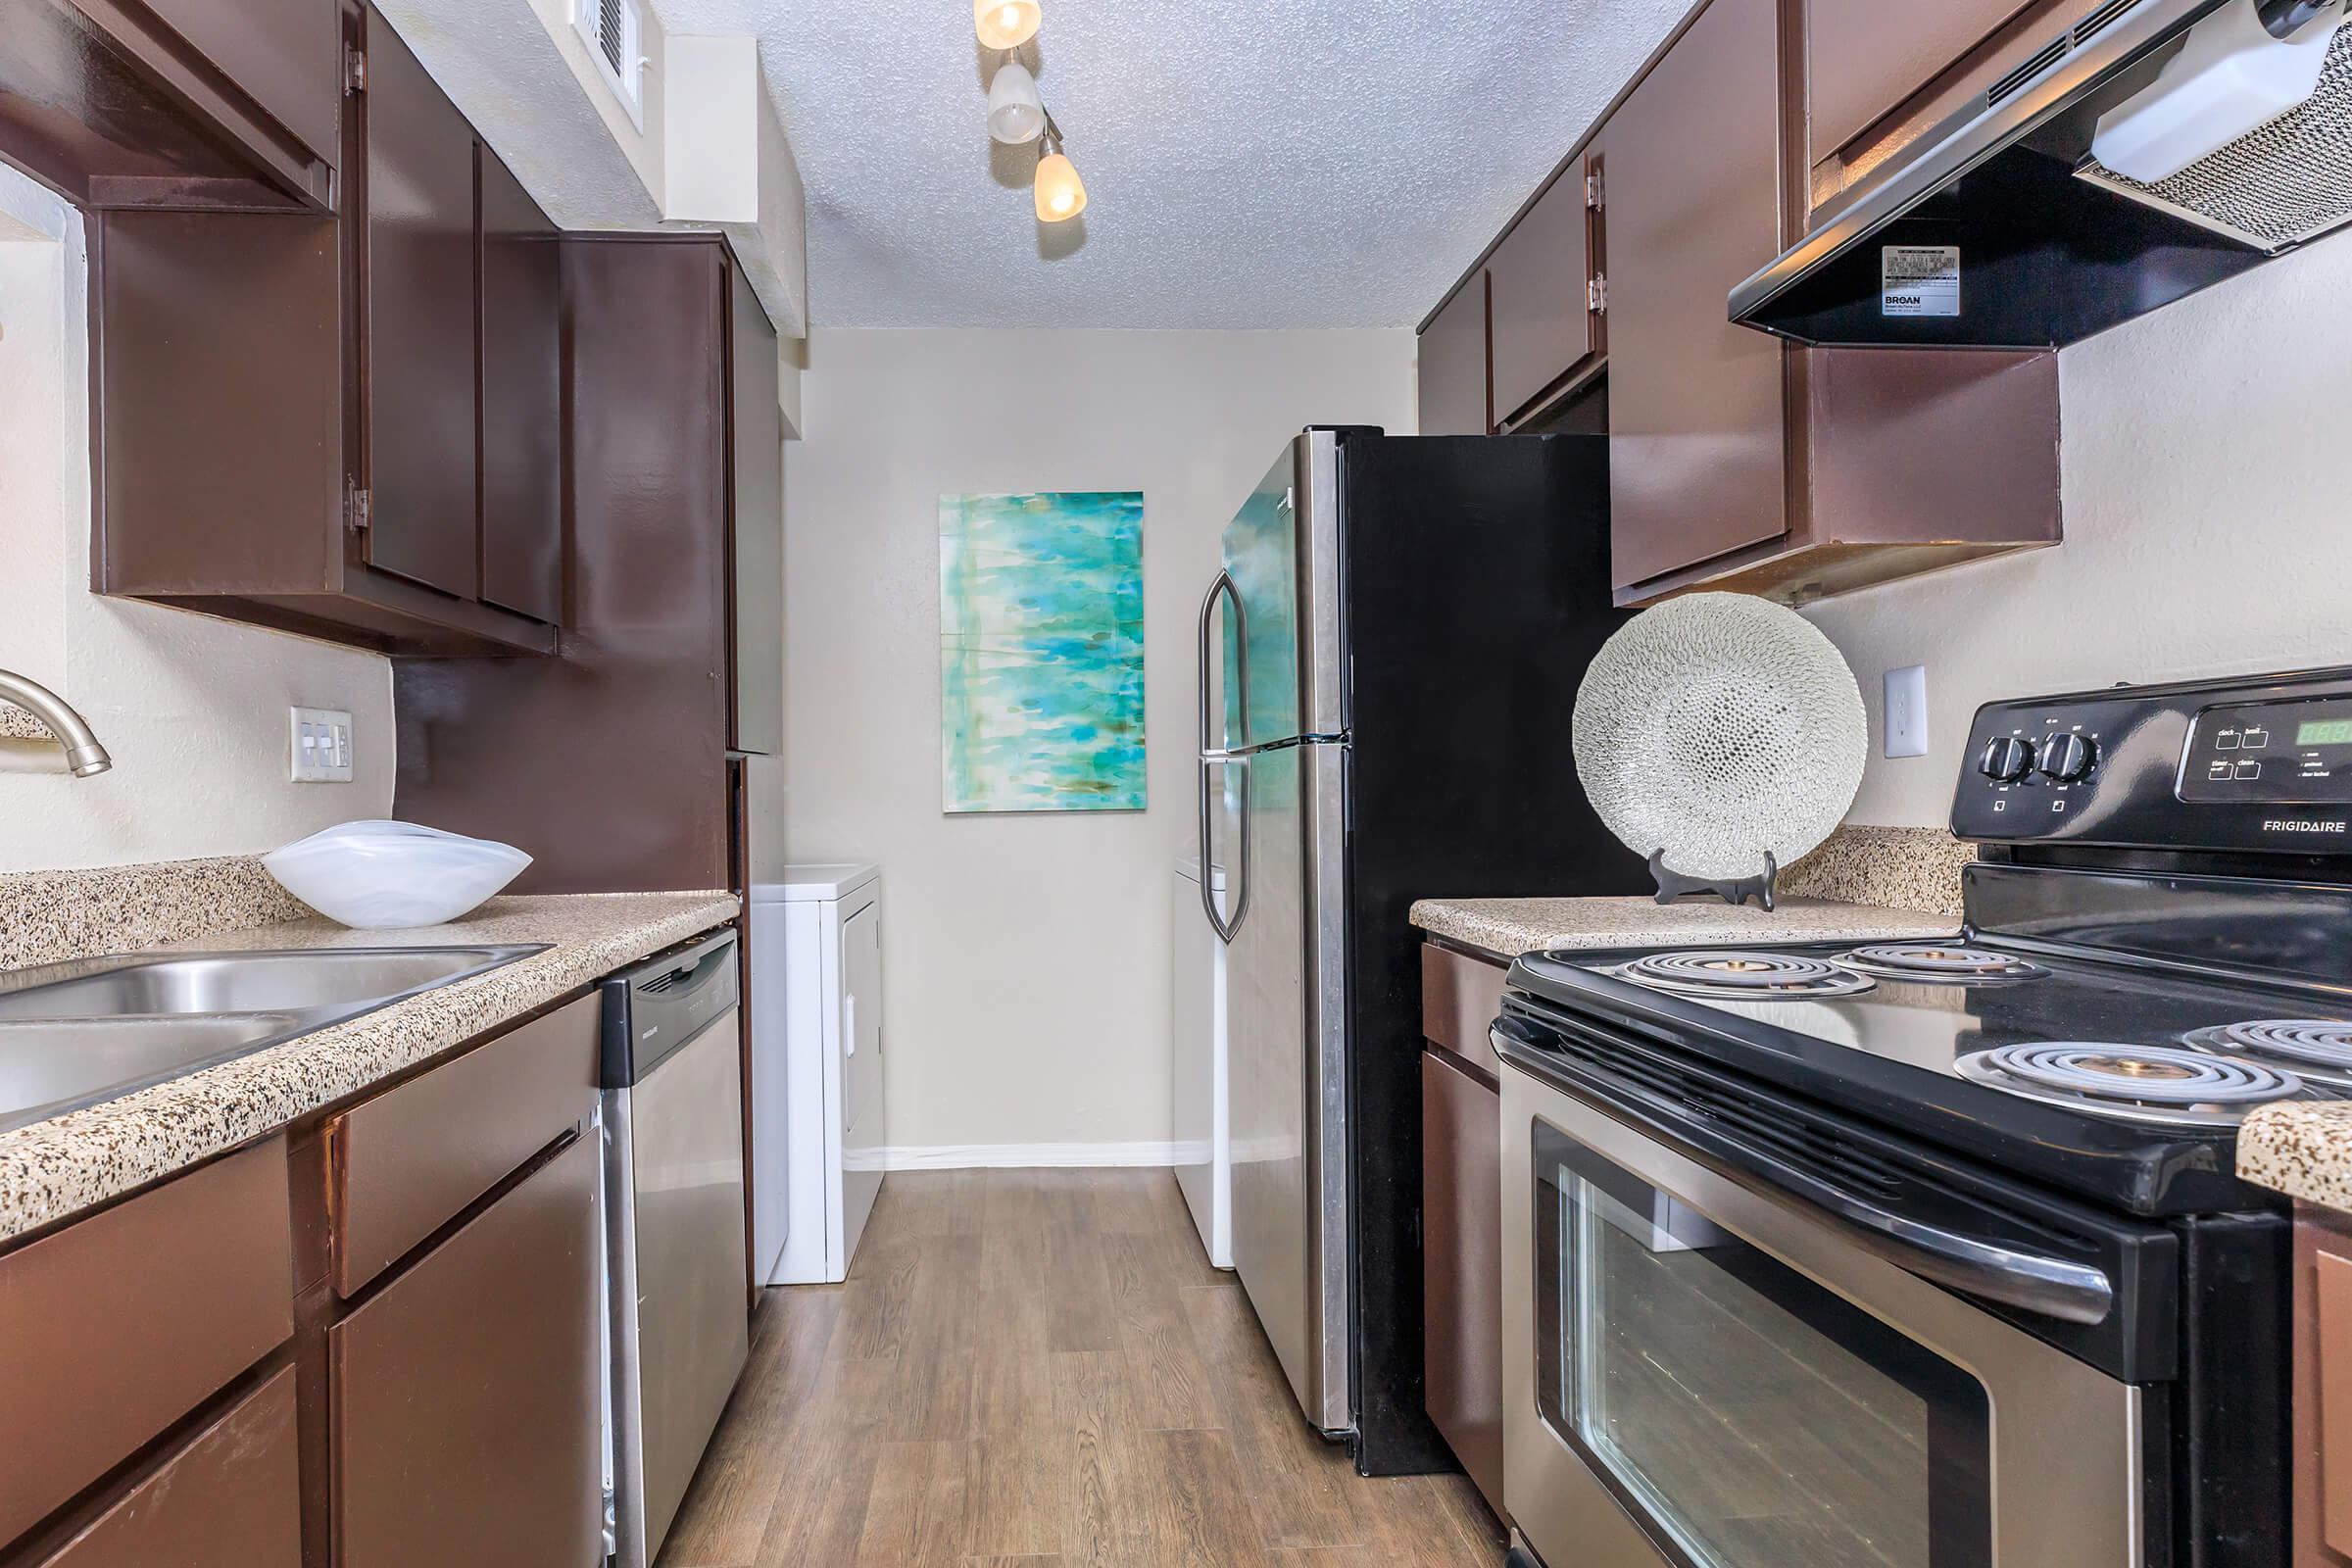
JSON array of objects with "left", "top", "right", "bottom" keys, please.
[
  {"left": 650, "top": 0, "right": 1692, "bottom": 328},
  {"left": 376, "top": 0, "right": 665, "bottom": 231}
]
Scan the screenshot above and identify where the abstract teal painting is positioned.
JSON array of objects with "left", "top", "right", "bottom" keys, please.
[{"left": 940, "top": 491, "right": 1146, "bottom": 813}]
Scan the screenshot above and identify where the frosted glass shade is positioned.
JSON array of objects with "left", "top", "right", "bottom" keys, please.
[
  {"left": 975, "top": 0, "right": 1041, "bottom": 49},
  {"left": 987, "top": 61, "right": 1046, "bottom": 143},
  {"left": 1035, "top": 151, "right": 1087, "bottom": 221}
]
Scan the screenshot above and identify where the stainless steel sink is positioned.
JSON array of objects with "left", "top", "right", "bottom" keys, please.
[
  {"left": 0, "top": 944, "right": 546, "bottom": 1133},
  {"left": 0, "top": 1015, "right": 303, "bottom": 1134},
  {"left": 0, "top": 946, "right": 540, "bottom": 1021}
]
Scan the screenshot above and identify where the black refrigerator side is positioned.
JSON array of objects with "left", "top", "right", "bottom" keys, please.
[{"left": 1337, "top": 429, "right": 1643, "bottom": 1476}]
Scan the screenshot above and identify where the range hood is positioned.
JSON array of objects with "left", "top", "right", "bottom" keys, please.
[{"left": 1733, "top": 0, "right": 2352, "bottom": 347}]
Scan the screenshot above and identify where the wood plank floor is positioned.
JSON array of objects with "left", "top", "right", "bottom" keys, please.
[{"left": 662, "top": 1167, "right": 1508, "bottom": 1567}]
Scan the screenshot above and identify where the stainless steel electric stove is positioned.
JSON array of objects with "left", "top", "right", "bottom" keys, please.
[{"left": 1497, "top": 665, "right": 2352, "bottom": 1568}]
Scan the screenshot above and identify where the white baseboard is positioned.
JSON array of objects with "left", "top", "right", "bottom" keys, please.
[{"left": 878, "top": 1142, "right": 1182, "bottom": 1171}]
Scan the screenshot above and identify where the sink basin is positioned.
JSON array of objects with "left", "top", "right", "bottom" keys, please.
[
  {"left": 0, "top": 944, "right": 546, "bottom": 1133},
  {"left": 0, "top": 1015, "right": 302, "bottom": 1134},
  {"left": 0, "top": 946, "right": 543, "bottom": 1022}
]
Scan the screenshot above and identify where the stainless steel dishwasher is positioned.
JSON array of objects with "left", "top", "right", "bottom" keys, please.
[{"left": 601, "top": 928, "right": 750, "bottom": 1568}]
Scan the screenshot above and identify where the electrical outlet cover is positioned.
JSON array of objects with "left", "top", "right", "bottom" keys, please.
[{"left": 1884, "top": 666, "right": 1929, "bottom": 759}]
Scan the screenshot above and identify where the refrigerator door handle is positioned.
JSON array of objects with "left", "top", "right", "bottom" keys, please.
[{"left": 1196, "top": 571, "right": 1251, "bottom": 945}]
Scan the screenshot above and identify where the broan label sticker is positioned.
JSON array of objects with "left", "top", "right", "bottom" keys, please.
[{"left": 1882, "top": 245, "right": 1961, "bottom": 318}]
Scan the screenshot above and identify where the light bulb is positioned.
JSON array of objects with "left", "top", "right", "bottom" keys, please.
[
  {"left": 987, "top": 60, "right": 1046, "bottom": 144},
  {"left": 975, "top": 0, "right": 1041, "bottom": 49},
  {"left": 1035, "top": 151, "right": 1087, "bottom": 221}
]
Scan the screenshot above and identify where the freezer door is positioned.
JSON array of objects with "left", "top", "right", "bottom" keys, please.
[
  {"left": 1221, "top": 433, "right": 1346, "bottom": 746},
  {"left": 1227, "top": 734, "right": 1352, "bottom": 1436}
]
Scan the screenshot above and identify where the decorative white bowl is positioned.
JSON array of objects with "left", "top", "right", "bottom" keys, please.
[{"left": 263, "top": 820, "right": 532, "bottom": 930}]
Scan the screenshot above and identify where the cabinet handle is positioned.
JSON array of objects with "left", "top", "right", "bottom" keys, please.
[{"left": 845, "top": 995, "right": 858, "bottom": 1057}]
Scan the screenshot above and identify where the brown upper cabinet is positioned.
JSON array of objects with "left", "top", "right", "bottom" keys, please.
[
  {"left": 362, "top": 8, "right": 480, "bottom": 602},
  {"left": 480, "top": 152, "right": 566, "bottom": 625},
  {"left": 0, "top": 0, "right": 339, "bottom": 211},
  {"left": 1593, "top": 0, "right": 1788, "bottom": 590},
  {"left": 1418, "top": 272, "right": 1490, "bottom": 436},
  {"left": 1414, "top": 0, "right": 2064, "bottom": 606},
  {"left": 728, "top": 266, "right": 785, "bottom": 757},
  {"left": 1803, "top": 0, "right": 2110, "bottom": 220},
  {"left": 88, "top": 4, "right": 562, "bottom": 655},
  {"left": 1487, "top": 155, "right": 1601, "bottom": 426},
  {"left": 1805, "top": 0, "right": 2031, "bottom": 167}
]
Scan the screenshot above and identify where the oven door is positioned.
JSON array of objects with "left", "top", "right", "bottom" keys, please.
[{"left": 1500, "top": 1051, "right": 2145, "bottom": 1568}]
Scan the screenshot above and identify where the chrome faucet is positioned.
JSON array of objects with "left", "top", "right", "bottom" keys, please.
[{"left": 0, "top": 669, "right": 112, "bottom": 777}]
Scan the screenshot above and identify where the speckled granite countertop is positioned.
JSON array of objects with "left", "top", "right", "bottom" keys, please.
[
  {"left": 2238, "top": 1103, "right": 2352, "bottom": 1211},
  {"left": 1409, "top": 895, "right": 1957, "bottom": 959},
  {"left": 0, "top": 891, "right": 737, "bottom": 1243}
]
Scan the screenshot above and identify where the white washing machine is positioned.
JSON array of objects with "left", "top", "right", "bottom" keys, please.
[
  {"left": 751, "top": 863, "right": 885, "bottom": 1286},
  {"left": 1171, "top": 857, "right": 1233, "bottom": 1270}
]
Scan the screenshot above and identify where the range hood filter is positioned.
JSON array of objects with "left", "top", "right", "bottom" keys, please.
[{"left": 2080, "top": 16, "right": 2352, "bottom": 249}]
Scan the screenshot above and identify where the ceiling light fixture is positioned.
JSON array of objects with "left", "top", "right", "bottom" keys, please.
[
  {"left": 987, "top": 58, "right": 1046, "bottom": 144},
  {"left": 974, "top": 0, "right": 1041, "bottom": 50},
  {"left": 1034, "top": 113, "right": 1087, "bottom": 222}
]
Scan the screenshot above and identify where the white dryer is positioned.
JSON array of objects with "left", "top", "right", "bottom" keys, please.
[{"left": 751, "top": 863, "right": 885, "bottom": 1286}]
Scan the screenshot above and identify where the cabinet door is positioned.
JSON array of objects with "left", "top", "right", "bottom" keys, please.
[
  {"left": 1806, "top": 0, "right": 2031, "bottom": 161},
  {"left": 1488, "top": 162, "right": 1595, "bottom": 424},
  {"left": 727, "top": 265, "right": 784, "bottom": 756},
  {"left": 362, "top": 6, "right": 479, "bottom": 600},
  {"left": 146, "top": 0, "right": 343, "bottom": 166},
  {"left": 1417, "top": 273, "right": 1489, "bottom": 436},
  {"left": 1422, "top": 1050, "right": 1503, "bottom": 1516},
  {"left": 32, "top": 1367, "right": 300, "bottom": 1568},
  {"left": 330, "top": 1135, "right": 603, "bottom": 1568},
  {"left": 479, "top": 148, "right": 564, "bottom": 625},
  {"left": 1600, "top": 0, "right": 1789, "bottom": 591}
]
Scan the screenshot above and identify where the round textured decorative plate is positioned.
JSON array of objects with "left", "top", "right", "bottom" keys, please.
[{"left": 1573, "top": 593, "right": 1866, "bottom": 880}]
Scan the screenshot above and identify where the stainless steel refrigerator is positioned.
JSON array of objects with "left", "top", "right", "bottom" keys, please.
[{"left": 1192, "top": 427, "right": 1642, "bottom": 1474}]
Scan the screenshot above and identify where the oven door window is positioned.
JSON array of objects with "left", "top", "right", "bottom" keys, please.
[{"left": 1535, "top": 1120, "right": 1993, "bottom": 1568}]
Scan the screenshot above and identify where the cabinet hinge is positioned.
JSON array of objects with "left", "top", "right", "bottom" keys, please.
[
  {"left": 345, "top": 45, "right": 368, "bottom": 94},
  {"left": 344, "top": 482, "right": 372, "bottom": 533},
  {"left": 1588, "top": 274, "right": 1608, "bottom": 316},
  {"left": 1585, "top": 170, "right": 1604, "bottom": 210}
]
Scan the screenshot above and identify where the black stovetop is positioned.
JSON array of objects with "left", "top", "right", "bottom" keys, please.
[{"left": 1505, "top": 935, "right": 2352, "bottom": 1216}]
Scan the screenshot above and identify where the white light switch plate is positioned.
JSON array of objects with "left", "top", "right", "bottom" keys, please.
[
  {"left": 1884, "top": 666, "right": 1929, "bottom": 759},
  {"left": 289, "top": 707, "right": 355, "bottom": 782}
]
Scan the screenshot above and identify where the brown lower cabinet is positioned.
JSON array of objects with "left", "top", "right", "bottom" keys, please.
[
  {"left": 2297, "top": 1203, "right": 2352, "bottom": 1567},
  {"left": 331, "top": 1135, "right": 604, "bottom": 1568},
  {"left": 0, "top": 982, "right": 623, "bottom": 1568},
  {"left": 1421, "top": 941, "right": 1511, "bottom": 1516},
  {"left": 28, "top": 1368, "right": 301, "bottom": 1568}
]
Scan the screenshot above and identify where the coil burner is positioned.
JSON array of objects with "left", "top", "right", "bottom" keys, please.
[
  {"left": 1956, "top": 1042, "right": 2305, "bottom": 1127},
  {"left": 1836, "top": 944, "right": 2048, "bottom": 983},
  {"left": 1614, "top": 951, "right": 1877, "bottom": 1000},
  {"left": 2184, "top": 1019, "right": 2352, "bottom": 1091}
]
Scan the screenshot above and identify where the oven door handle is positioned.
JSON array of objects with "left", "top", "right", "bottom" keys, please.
[{"left": 1496, "top": 1030, "right": 2118, "bottom": 1327}]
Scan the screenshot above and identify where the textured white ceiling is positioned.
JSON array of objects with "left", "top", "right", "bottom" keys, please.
[{"left": 651, "top": 0, "right": 1691, "bottom": 328}]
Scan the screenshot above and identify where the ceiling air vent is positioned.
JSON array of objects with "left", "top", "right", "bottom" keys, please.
[
  {"left": 1987, "top": 35, "right": 2073, "bottom": 107},
  {"left": 573, "top": 0, "right": 647, "bottom": 131}
]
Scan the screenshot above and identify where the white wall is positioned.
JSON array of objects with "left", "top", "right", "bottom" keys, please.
[
  {"left": 1806, "top": 231, "right": 2352, "bottom": 827},
  {"left": 783, "top": 328, "right": 1416, "bottom": 1156},
  {"left": 0, "top": 171, "right": 393, "bottom": 871}
]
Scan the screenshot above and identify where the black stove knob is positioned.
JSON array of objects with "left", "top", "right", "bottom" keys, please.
[
  {"left": 2036, "top": 732, "right": 2098, "bottom": 783},
  {"left": 1979, "top": 736, "right": 2034, "bottom": 783}
]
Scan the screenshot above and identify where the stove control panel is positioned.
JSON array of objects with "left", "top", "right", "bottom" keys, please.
[
  {"left": 1953, "top": 667, "right": 2352, "bottom": 852},
  {"left": 2180, "top": 697, "right": 2352, "bottom": 805}
]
